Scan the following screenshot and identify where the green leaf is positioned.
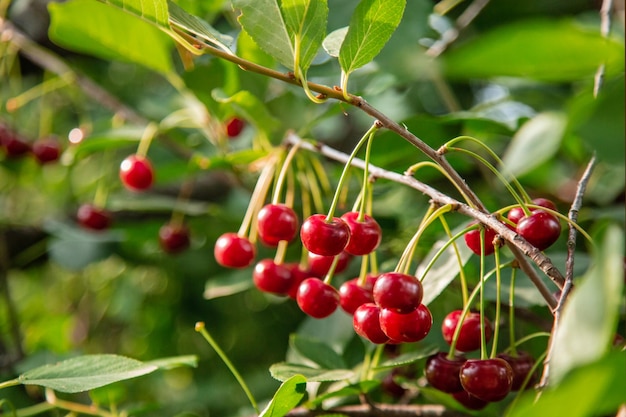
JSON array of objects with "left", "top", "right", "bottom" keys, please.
[
  {"left": 282, "top": 0, "right": 328, "bottom": 72},
  {"left": 204, "top": 269, "right": 255, "bottom": 300},
  {"left": 323, "top": 27, "right": 348, "bottom": 57},
  {"left": 374, "top": 345, "right": 438, "bottom": 370},
  {"left": 102, "top": 0, "right": 169, "bottom": 28},
  {"left": 339, "top": 0, "right": 406, "bottom": 74},
  {"left": 269, "top": 363, "right": 354, "bottom": 382},
  {"left": 289, "top": 334, "right": 346, "bottom": 370},
  {"left": 168, "top": 1, "right": 233, "bottom": 52},
  {"left": 212, "top": 90, "right": 281, "bottom": 132},
  {"left": 307, "top": 381, "right": 379, "bottom": 407},
  {"left": 443, "top": 19, "right": 625, "bottom": 81},
  {"left": 547, "top": 224, "right": 624, "bottom": 384},
  {"left": 145, "top": 355, "right": 198, "bottom": 370},
  {"left": 500, "top": 112, "right": 567, "bottom": 178},
  {"left": 232, "top": 0, "right": 294, "bottom": 69},
  {"left": 507, "top": 350, "right": 626, "bottom": 417},
  {"left": 259, "top": 374, "right": 307, "bottom": 417},
  {"left": 48, "top": 0, "right": 173, "bottom": 74},
  {"left": 19, "top": 354, "right": 158, "bottom": 393}
]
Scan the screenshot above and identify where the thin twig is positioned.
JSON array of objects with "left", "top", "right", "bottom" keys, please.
[
  {"left": 286, "top": 403, "right": 470, "bottom": 417},
  {"left": 594, "top": 0, "right": 614, "bottom": 97}
]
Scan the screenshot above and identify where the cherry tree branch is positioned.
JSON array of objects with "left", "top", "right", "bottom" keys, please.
[{"left": 286, "top": 403, "right": 470, "bottom": 417}]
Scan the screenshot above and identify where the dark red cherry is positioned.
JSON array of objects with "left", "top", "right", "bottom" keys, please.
[
  {"left": 253, "top": 259, "right": 294, "bottom": 295},
  {"left": 508, "top": 198, "right": 557, "bottom": 226},
  {"left": 119, "top": 154, "right": 154, "bottom": 191},
  {"left": 516, "top": 211, "right": 561, "bottom": 251},
  {"left": 257, "top": 204, "right": 299, "bottom": 246},
  {"left": 381, "top": 370, "right": 407, "bottom": 398},
  {"left": 158, "top": 223, "right": 190, "bottom": 254},
  {"left": 307, "top": 251, "right": 352, "bottom": 278},
  {"left": 285, "top": 263, "right": 310, "bottom": 299},
  {"left": 225, "top": 117, "right": 245, "bottom": 138},
  {"left": 340, "top": 211, "right": 382, "bottom": 255},
  {"left": 300, "top": 214, "right": 350, "bottom": 256},
  {"left": 497, "top": 351, "right": 537, "bottom": 391},
  {"left": 464, "top": 225, "right": 500, "bottom": 255},
  {"left": 379, "top": 304, "right": 432, "bottom": 343},
  {"left": 2, "top": 133, "right": 31, "bottom": 158},
  {"left": 442, "top": 310, "right": 492, "bottom": 353},
  {"left": 32, "top": 137, "right": 61, "bottom": 164},
  {"left": 373, "top": 272, "right": 423, "bottom": 314},
  {"left": 460, "top": 358, "right": 513, "bottom": 402},
  {"left": 452, "top": 390, "right": 488, "bottom": 410},
  {"left": 214, "top": 233, "right": 256, "bottom": 268},
  {"left": 339, "top": 278, "right": 375, "bottom": 314},
  {"left": 76, "top": 204, "right": 112, "bottom": 231},
  {"left": 296, "top": 278, "right": 340, "bottom": 318},
  {"left": 352, "top": 303, "right": 389, "bottom": 344},
  {"left": 424, "top": 352, "right": 467, "bottom": 393}
]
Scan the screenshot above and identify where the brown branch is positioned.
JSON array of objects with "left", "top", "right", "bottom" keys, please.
[{"left": 286, "top": 404, "right": 470, "bottom": 417}]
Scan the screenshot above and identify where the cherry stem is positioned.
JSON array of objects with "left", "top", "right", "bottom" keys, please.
[
  {"left": 237, "top": 157, "right": 277, "bottom": 239},
  {"left": 439, "top": 216, "right": 469, "bottom": 306},
  {"left": 509, "top": 350, "right": 548, "bottom": 409},
  {"left": 92, "top": 151, "right": 111, "bottom": 209},
  {"left": 271, "top": 143, "right": 301, "bottom": 205},
  {"left": 357, "top": 254, "right": 369, "bottom": 287},
  {"left": 136, "top": 122, "right": 158, "bottom": 158},
  {"left": 325, "top": 122, "right": 380, "bottom": 223},
  {"left": 323, "top": 254, "right": 342, "bottom": 286},
  {"left": 195, "top": 322, "right": 259, "bottom": 414},
  {"left": 479, "top": 227, "right": 487, "bottom": 361},
  {"left": 366, "top": 344, "right": 386, "bottom": 381},
  {"left": 508, "top": 267, "right": 518, "bottom": 356},
  {"left": 274, "top": 240, "right": 289, "bottom": 265},
  {"left": 490, "top": 244, "right": 503, "bottom": 359},
  {"left": 369, "top": 250, "right": 379, "bottom": 275},
  {"left": 405, "top": 160, "right": 475, "bottom": 208},
  {"left": 357, "top": 131, "right": 375, "bottom": 222},
  {"left": 418, "top": 224, "right": 473, "bottom": 284}
]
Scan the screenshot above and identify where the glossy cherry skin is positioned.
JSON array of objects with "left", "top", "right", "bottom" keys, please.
[
  {"left": 507, "top": 198, "right": 557, "bottom": 226},
  {"left": 424, "top": 352, "right": 467, "bottom": 393},
  {"left": 296, "top": 278, "right": 340, "bottom": 318},
  {"left": 379, "top": 304, "right": 432, "bottom": 343},
  {"left": 373, "top": 272, "right": 423, "bottom": 314},
  {"left": 516, "top": 211, "right": 561, "bottom": 251},
  {"left": 300, "top": 214, "right": 350, "bottom": 256},
  {"left": 460, "top": 358, "right": 513, "bottom": 402},
  {"left": 158, "top": 223, "right": 190, "bottom": 254},
  {"left": 307, "top": 251, "right": 352, "bottom": 278},
  {"left": 76, "top": 204, "right": 112, "bottom": 231},
  {"left": 257, "top": 204, "right": 299, "bottom": 246},
  {"left": 214, "top": 233, "right": 256, "bottom": 268},
  {"left": 464, "top": 225, "right": 499, "bottom": 256},
  {"left": 497, "top": 351, "right": 537, "bottom": 391},
  {"left": 339, "top": 277, "right": 375, "bottom": 314},
  {"left": 119, "top": 154, "right": 154, "bottom": 191},
  {"left": 32, "top": 137, "right": 61, "bottom": 164},
  {"left": 452, "top": 390, "right": 488, "bottom": 410},
  {"left": 253, "top": 259, "right": 294, "bottom": 295},
  {"left": 442, "top": 310, "right": 492, "bottom": 353},
  {"left": 225, "top": 117, "right": 245, "bottom": 138},
  {"left": 285, "top": 263, "right": 310, "bottom": 299},
  {"left": 352, "top": 303, "right": 389, "bottom": 344},
  {"left": 340, "top": 211, "right": 382, "bottom": 256}
]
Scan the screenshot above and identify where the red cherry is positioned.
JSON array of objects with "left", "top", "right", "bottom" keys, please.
[
  {"left": 442, "top": 310, "right": 492, "bottom": 353},
  {"left": 76, "top": 204, "right": 112, "bottom": 231},
  {"left": 32, "top": 137, "right": 61, "bottom": 164},
  {"left": 379, "top": 304, "right": 432, "bottom": 343},
  {"left": 373, "top": 272, "right": 423, "bottom": 314},
  {"left": 158, "top": 223, "right": 191, "bottom": 254},
  {"left": 307, "top": 251, "right": 352, "bottom": 278},
  {"left": 253, "top": 259, "right": 294, "bottom": 295},
  {"left": 451, "top": 390, "right": 488, "bottom": 410},
  {"left": 300, "top": 214, "right": 350, "bottom": 256},
  {"left": 285, "top": 263, "right": 310, "bottom": 299},
  {"left": 119, "top": 154, "right": 154, "bottom": 191},
  {"left": 339, "top": 277, "right": 376, "bottom": 314},
  {"left": 464, "top": 225, "right": 500, "bottom": 256},
  {"left": 352, "top": 303, "right": 389, "bottom": 344},
  {"left": 296, "top": 278, "right": 340, "bottom": 318},
  {"left": 507, "top": 198, "right": 557, "bottom": 226},
  {"left": 340, "top": 211, "right": 382, "bottom": 255},
  {"left": 214, "top": 233, "right": 256, "bottom": 268},
  {"left": 2, "top": 133, "right": 31, "bottom": 158},
  {"left": 381, "top": 370, "right": 407, "bottom": 398},
  {"left": 257, "top": 204, "right": 299, "bottom": 246},
  {"left": 459, "top": 358, "right": 513, "bottom": 402},
  {"left": 516, "top": 211, "right": 561, "bottom": 251},
  {"left": 225, "top": 117, "right": 245, "bottom": 138},
  {"left": 424, "top": 352, "right": 467, "bottom": 393},
  {"left": 497, "top": 351, "right": 537, "bottom": 391}
]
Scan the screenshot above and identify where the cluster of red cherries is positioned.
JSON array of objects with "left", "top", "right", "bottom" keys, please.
[
  {"left": 1, "top": 122, "right": 62, "bottom": 165},
  {"left": 74, "top": 116, "right": 247, "bottom": 254}
]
